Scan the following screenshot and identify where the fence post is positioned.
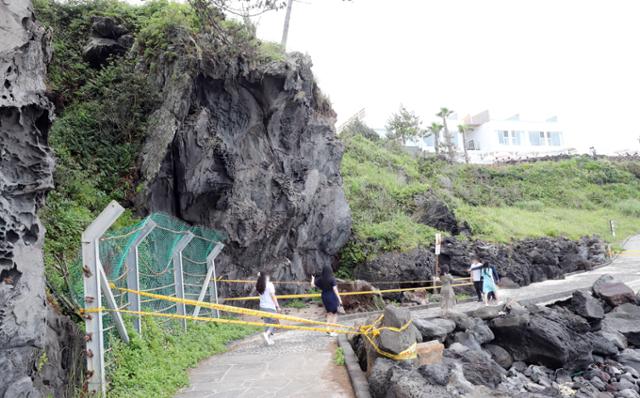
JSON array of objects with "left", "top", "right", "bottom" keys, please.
[
  {"left": 173, "top": 232, "right": 194, "bottom": 330},
  {"left": 193, "top": 242, "right": 224, "bottom": 318},
  {"left": 125, "top": 220, "right": 156, "bottom": 334},
  {"left": 81, "top": 201, "right": 124, "bottom": 395}
]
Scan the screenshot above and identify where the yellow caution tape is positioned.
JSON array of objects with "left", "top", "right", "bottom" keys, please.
[
  {"left": 83, "top": 307, "right": 355, "bottom": 334},
  {"left": 217, "top": 277, "right": 470, "bottom": 285},
  {"left": 89, "top": 285, "right": 422, "bottom": 361},
  {"left": 108, "top": 284, "right": 355, "bottom": 331},
  {"left": 222, "top": 282, "right": 473, "bottom": 302},
  {"left": 85, "top": 305, "right": 416, "bottom": 361}
]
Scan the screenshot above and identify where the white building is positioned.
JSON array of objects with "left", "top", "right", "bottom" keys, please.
[{"left": 408, "top": 110, "right": 576, "bottom": 163}]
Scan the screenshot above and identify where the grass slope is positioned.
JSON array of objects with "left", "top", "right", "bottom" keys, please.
[{"left": 340, "top": 131, "right": 640, "bottom": 273}]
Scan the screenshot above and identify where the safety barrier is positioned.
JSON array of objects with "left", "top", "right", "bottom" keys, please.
[{"left": 80, "top": 201, "right": 472, "bottom": 394}]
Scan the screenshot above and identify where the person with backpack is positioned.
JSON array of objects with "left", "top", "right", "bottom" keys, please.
[{"left": 481, "top": 263, "right": 498, "bottom": 304}]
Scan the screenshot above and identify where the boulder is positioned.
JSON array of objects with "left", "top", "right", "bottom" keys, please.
[
  {"left": 83, "top": 16, "right": 131, "bottom": 67},
  {"left": 412, "top": 318, "right": 456, "bottom": 342},
  {"left": 593, "top": 275, "right": 638, "bottom": 307},
  {"left": 490, "top": 306, "right": 593, "bottom": 370},
  {"left": 468, "top": 318, "right": 495, "bottom": 344},
  {"left": 339, "top": 279, "right": 380, "bottom": 311},
  {"left": 448, "top": 311, "right": 476, "bottom": 331},
  {"left": 484, "top": 344, "right": 513, "bottom": 369},
  {"left": 354, "top": 248, "right": 434, "bottom": 287},
  {"left": 90, "top": 16, "right": 128, "bottom": 39},
  {"left": 367, "top": 357, "right": 396, "bottom": 398},
  {"left": 572, "top": 290, "right": 605, "bottom": 321},
  {"left": 444, "top": 348, "right": 507, "bottom": 388},
  {"left": 416, "top": 341, "right": 444, "bottom": 366},
  {"left": 471, "top": 305, "right": 504, "bottom": 320},
  {"left": 387, "top": 368, "right": 450, "bottom": 398},
  {"left": 452, "top": 332, "right": 482, "bottom": 351},
  {"left": 377, "top": 306, "right": 421, "bottom": 357},
  {"left": 418, "top": 362, "right": 452, "bottom": 386},
  {"left": 590, "top": 332, "right": 620, "bottom": 356},
  {"left": 618, "top": 350, "right": 640, "bottom": 374},
  {"left": 603, "top": 304, "right": 640, "bottom": 346},
  {"left": 600, "top": 331, "right": 629, "bottom": 351},
  {"left": 414, "top": 192, "right": 467, "bottom": 235}
]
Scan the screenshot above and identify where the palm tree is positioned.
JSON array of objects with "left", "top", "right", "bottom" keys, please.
[
  {"left": 458, "top": 123, "right": 471, "bottom": 164},
  {"left": 436, "top": 107, "right": 456, "bottom": 161},
  {"left": 425, "top": 122, "right": 443, "bottom": 155}
]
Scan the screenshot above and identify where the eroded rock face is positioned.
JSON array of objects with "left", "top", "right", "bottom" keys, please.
[
  {"left": 0, "top": 1, "right": 55, "bottom": 395},
  {"left": 139, "top": 52, "right": 351, "bottom": 293}
]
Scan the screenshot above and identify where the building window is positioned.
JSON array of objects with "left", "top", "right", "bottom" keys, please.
[
  {"left": 497, "top": 130, "right": 509, "bottom": 145},
  {"left": 511, "top": 131, "right": 523, "bottom": 145},
  {"left": 548, "top": 131, "right": 562, "bottom": 146},
  {"left": 423, "top": 134, "right": 434, "bottom": 147},
  {"left": 467, "top": 140, "right": 478, "bottom": 150},
  {"left": 529, "top": 131, "right": 544, "bottom": 146}
]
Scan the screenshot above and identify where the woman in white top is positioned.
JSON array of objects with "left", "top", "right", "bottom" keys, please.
[{"left": 256, "top": 272, "right": 280, "bottom": 345}]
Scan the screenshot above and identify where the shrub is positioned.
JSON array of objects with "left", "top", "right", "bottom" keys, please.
[{"left": 617, "top": 198, "right": 640, "bottom": 217}]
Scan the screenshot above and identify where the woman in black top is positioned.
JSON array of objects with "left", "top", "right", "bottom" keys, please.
[{"left": 311, "top": 265, "right": 342, "bottom": 336}]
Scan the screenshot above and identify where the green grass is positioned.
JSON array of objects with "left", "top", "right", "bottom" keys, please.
[
  {"left": 456, "top": 206, "right": 639, "bottom": 249},
  {"left": 334, "top": 347, "right": 345, "bottom": 366},
  {"left": 107, "top": 318, "right": 256, "bottom": 398},
  {"left": 339, "top": 130, "right": 640, "bottom": 274}
]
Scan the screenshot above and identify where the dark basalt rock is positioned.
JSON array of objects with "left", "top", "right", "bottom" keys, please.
[
  {"left": 354, "top": 248, "right": 434, "bottom": 291},
  {"left": 593, "top": 276, "right": 639, "bottom": 308},
  {"left": 0, "top": 1, "right": 81, "bottom": 396},
  {"left": 484, "top": 344, "right": 513, "bottom": 369},
  {"left": 355, "top": 235, "right": 607, "bottom": 291},
  {"left": 414, "top": 192, "right": 471, "bottom": 236},
  {"left": 490, "top": 306, "right": 594, "bottom": 370},
  {"left": 602, "top": 304, "right": 640, "bottom": 347},
  {"left": 444, "top": 347, "right": 506, "bottom": 388},
  {"left": 138, "top": 52, "right": 352, "bottom": 295},
  {"left": 572, "top": 290, "right": 606, "bottom": 322},
  {"left": 83, "top": 16, "right": 131, "bottom": 67},
  {"left": 412, "top": 318, "right": 456, "bottom": 342}
]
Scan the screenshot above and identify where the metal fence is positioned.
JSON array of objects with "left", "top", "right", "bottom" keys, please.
[{"left": 80, "top": 201, "right": 226, "bottom": 395}]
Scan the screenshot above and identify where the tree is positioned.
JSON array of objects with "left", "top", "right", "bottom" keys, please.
[
  {"left": 457, "top": 123, "right": 471, "bottom": 164},
  {"left": 425, "top": 122, "right": 443, "bottom": 155},
  {"left": 386, "top": 106, "right": 422, "bottom": 145},
  {"left": 436, "top": 107, "right": 456, "bottom": 162}
]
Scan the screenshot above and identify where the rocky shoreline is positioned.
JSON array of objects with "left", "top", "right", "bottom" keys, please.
[{"left": 351, "top": 275, "right": 640, "bottom": 398}]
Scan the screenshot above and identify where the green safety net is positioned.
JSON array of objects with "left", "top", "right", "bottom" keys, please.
[{"left": 72, "top": 212, "right": 226, "bottom": 358}]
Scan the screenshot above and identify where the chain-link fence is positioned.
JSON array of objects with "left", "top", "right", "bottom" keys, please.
[{"left": 78, "top": 202, "right": 226, "bottom": 394}]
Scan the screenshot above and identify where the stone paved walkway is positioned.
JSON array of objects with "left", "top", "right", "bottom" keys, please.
[
  {"left": 176, "top": 236, "right": 640, "bottom": 398},
  {"left": 175, "top": 329, "right": 354, "bottom": 398}
]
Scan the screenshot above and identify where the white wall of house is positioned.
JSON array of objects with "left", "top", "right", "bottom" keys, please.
[{"left": 404, "top": 112, "right": 574, "bottom": 163}]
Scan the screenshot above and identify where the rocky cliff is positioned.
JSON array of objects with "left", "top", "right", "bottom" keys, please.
[
  {"left": 0, "top": 2, "right": 82, "bottom": 396},
  {"left": 138, "top": 46, "right": 352, "bottom": 293}
]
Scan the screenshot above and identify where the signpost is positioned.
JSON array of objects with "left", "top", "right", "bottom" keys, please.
[
  {"left": 433, "top": 233, "right": 442, "bottom": 291},
  {"left": 610, "top": 220, "right": 616, "bottom": 238}
]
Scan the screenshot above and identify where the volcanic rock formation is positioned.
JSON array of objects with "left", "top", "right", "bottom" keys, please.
[
  {"left": 0, "top": 3, "right": 83, "bottom": 396},
  {"left": 138, "top": 46, "right": 351, "bottom": 293}
]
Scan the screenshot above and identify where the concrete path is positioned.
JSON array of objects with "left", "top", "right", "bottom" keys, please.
[
  {"left": 412, "top": 234, "right": 640, "bottom": 318},
  {"left": 176, "top": 236, "right": 640, "bottom": 398},
  {"left": 175, "top": 329, "right": 354, "bottom": 398}
]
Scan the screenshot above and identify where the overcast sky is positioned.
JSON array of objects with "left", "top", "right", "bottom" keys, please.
[{"left": 250, "top": 0, "right": 640, "bottom": 154}]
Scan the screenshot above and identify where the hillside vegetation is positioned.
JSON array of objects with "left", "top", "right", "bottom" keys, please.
[{"left": 339, "top": 127, "right": 640, "bottom": 273}]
